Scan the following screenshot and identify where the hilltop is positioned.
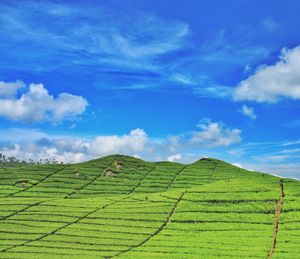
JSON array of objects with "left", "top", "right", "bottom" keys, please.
[{"left": 0, "top": 155, "right": 299, "bottom": 258}]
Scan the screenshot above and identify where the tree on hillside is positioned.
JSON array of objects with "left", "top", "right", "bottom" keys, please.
[{"left": 0, "top": 153, "right": 63, "bottom": 167}]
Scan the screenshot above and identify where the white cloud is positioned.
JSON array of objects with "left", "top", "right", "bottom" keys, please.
[
  {"left": 242, "top": 162, "right": 300, "bottom": 179},
  {"left": 239, "top": 105, "right": 256, "bottom": 120},
  {"left": 1, "top": 2, "right": 189, "bottom": 66},
  {"left": 234, "top": 46, "right": 300, "bottom": 103},
  {"left": 2, "top": 127, "right": 300, "bottom": 179},
  {"left": 282, "top": 139, "right": 300, "bottom": 146},
  {"left": 0, "top": 80, "right": 25, "bottom": 97},
  {"left": 167, "top": 153, "right": 182, "bottom": 162},
  {"left": 171, "top": 73, "right": 194, "bottom": 85},
  {"left": 0, "top": 129, "right": 148, "bottom": 163},
  {"left": 0, "top": 142, "right": 89, "bottom": 164},
  {"left": 0, "top": 120, "right": 242, "bottom": 164},
  {"left": 280, "top": 148, "right": 300, "bottom": 154},
  {"left": 252, "top": 147, "right": 300, "bottom": 163},
  {"left": 194, "top": 85, "right": 233, "bottom": 99},
  {"left": 0, "top": 82, "right": 88, "bottom": 123},
  {"left": 110, "top": 17, "right": 189, "bottom": 59},
  {"left": 0, "top": 2, "right": 192, "bottom": 92},
  {"left": 90, "top": 129, "right": 148, "bottom": 155},
  {"left": 190, "top": 119, "right": 241, "bottom": 147}
]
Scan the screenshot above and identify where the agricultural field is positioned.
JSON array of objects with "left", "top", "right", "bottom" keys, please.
[{"left": 0, "top": 155, "right": 299, "bottom": 258}]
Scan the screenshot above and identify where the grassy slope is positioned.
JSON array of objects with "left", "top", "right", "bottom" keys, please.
[{"left": 0, "top": 155, "right": 299, "bottom": 258}]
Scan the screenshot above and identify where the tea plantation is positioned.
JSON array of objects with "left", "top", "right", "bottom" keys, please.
[{"left": 0, "top": 155, "right": 299, "bottom": 258}]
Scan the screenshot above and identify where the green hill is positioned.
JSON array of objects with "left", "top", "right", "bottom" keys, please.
[{"left": 0, "top": 155, "right": 299, "bottom": 258}]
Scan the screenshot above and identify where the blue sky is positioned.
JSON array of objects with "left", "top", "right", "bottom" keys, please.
[{"left": 0, "top": 0, "right": 300, "bottom": 178}]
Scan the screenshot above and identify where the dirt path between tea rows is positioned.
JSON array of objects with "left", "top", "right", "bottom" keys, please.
[{"left": 267, "top": 179, "right": 284, "bottom": 258}]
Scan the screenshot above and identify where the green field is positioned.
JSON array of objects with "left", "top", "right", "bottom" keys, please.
[{"left": 0, "top": 155, "right": 299, "bottom": 258}]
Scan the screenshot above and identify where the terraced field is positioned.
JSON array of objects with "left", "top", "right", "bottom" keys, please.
[{"left": 0, "top": 155, "right": 299, "bottom": 258}]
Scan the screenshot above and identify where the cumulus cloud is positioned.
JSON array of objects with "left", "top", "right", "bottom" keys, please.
[
  {"left": 0, "top": 129, "right": 148, "bottom": 163},
  {"left": 190, "top": 119, "right": 241, "bottom": 147},
  {"left": 234, "top": 46, "right": 300, "bottom": 103},
  {"left": 90, "top": 129, "right": 148, "bottom": 155},
  {"left": 0, "top": 81, "right": 88, "bottom": 123},
  {"left": 0, "top": 142, "right": 89, "bottom": 164},
  {"left": 167, "top": 153, "right": 182, "bottom": 162},
  {"left": 239, "top": 105, "right": 256, "bottom": 120},
  {"left": 0, "top": 121, "right": 242, "bottom": 164},
  {"left": 2, "top": 127, "right": 300, "bottom": 178},
  {"left": 0, "top": 80, "right": 25, "bottom": 97}
]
